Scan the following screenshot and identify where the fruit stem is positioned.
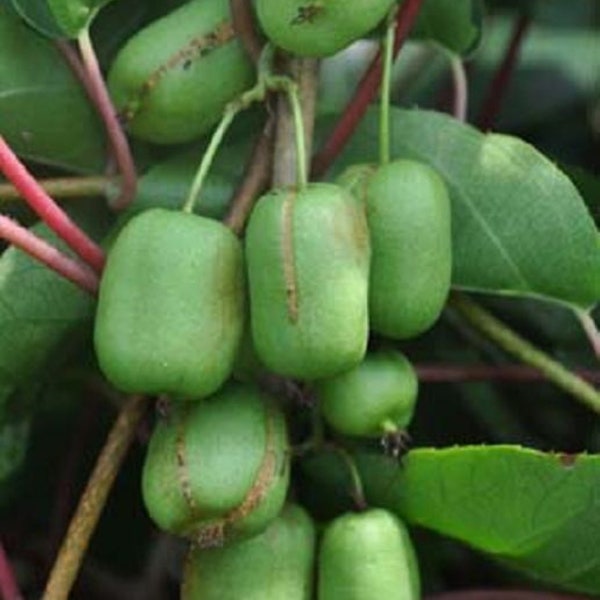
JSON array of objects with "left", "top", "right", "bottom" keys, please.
[
  {"left": 0, "top": 136, "right": 105, "bottom": 273},
  {"left": 77, "top": 28, "right": 137, "bottom": 211},
  {"left": 0, "top": 541, "right": 23, "bottom": 600},
  {"left": 575, "top": 309, "right": 600, "bottom": 362},
  {"left": 0, "top": 215, "right": 99, "bottom": 295},
  {"left": 450, "top": 293, "right": 600, "bottom": 415},
  {"left": 311, "top": 0, "right": 425, "bottom": 178},
  {"left": 283, "top": 80, "right": 308, "bottom": 189},
  {"left": 0, "top": 176, "right": 111, "bottom": 204},
  {"left": 182, "top": 106, "right": 239, "bottom": 214},
  {"left": 42, "top": 395, "right": 148, "bottom": 600},
  {"left": 449, "top": 55, "right": 468, "bottom": 123},
  {"left": 379, "top": 7, "right": 397, "bottom": 165}
]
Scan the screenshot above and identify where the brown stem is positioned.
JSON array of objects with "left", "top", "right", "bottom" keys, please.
[
  {"left": 416, "top": 363, "right": 600, "bottom": 384},
  {"left": 229, "top": 0, "right": 263, "bottom": 63},
  {"left": 0, "top": 541, "right": 23, "bottom": 600},
  {"left": 311, "top": 0, "right": 425, "bottom": 178},
  {"left": 0, "top": 215, "right": 99, "bottom": 295},
  {"left": 477, "top": 14, "right": 531, "bottom": 131},
  {"left": 223, "top": 116, "right": 275, "bottom": 235},
  {"left": 77, "top": 29, "right": 137, "bottom": 210},
  {"left": 272, "top": 58, "right": 320, "bottom": 188},
  {"left": 54, "top": 40, "right": 97, "bottom": 102},
  {"left": 0, "top": 176, "right": 111, "bottom": 203},
  {"left": 42, "top": 395, "right": 148, "bottom": 600}
]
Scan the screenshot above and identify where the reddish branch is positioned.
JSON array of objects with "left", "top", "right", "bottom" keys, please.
[
  {"left": 416, "top": 363, "right": 600, "bottom": 384},
  {"left": 0, "top": 216, "right": 99, "bottom": 294},
  {"left": 311, "top": 0, "right": 425, "bottom": 178},
  {"left": 477, "top": 14, "right": 531, "bottom": 131},
  {"left": 229, "top": 0, "right": 263, "bottom": 63},
  {"left": 0, "top": 542, "right": 23, "bottom": 600},
  {"left": 0, "top": 136, "right": 105, "bottom": 273}
]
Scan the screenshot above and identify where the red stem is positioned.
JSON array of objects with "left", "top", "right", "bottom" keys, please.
[
  {"left": 0, "top": 541, "right": 23, "bottom": 600},
  {"left": 311, "top": 0, "right": 425, "bottom": 178},
  {"left": 54, "top": 40, "right": 97, "bottom": 102},
  {"left": 77, "top": 30, "right": 137, "bottom": 211},
  {"left": 477, "top": 14, "right": 531, "bottom": 131},
  {"left": 0, "top": 136, "right": 105, "bottom": 273},
  {"left": 416, "top": 364, "right": 600, "bottom": 384},
  {"left": 0, "top": 215, "right": 99, "bottom": 295}
]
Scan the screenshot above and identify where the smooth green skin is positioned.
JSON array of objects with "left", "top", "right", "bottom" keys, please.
[
  {"left": 366, "top": 159, "right": 452, "bottom": 339},
  {"left": 318, "top": 509, "right": 421, "bottom": 600},
  {"left": 245, "top": 183, "right": 371, "bottom": 380},
  {"left": 255, "top": 0, "right": 396, "bottom": 57},
  {"left": 108, "top": 0, "right": 255, "bottom": 144},
  {"left": 94, "top": 208, "right": 244, "bottom": 400},
  {"left": 181, "top": 504, "right": 315, "bottom": 599},
  {"left": 316, "top": 350, "right": 418, "bottom": 437},
  {"left": 142, "top": 383, "right": 290, "bottom": 546}
]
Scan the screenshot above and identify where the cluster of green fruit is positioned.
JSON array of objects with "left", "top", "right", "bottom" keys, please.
[{"left": 92, "top": 0, "right": 453, "bottom": 597}]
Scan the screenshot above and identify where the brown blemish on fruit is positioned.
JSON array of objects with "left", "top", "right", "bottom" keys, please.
[
  {"left": 281, "top": 190, "right": 299, "bottom": 323},
  {"left": 290, "top": 2, "right": 325, "bottom": 25},
  {"left": 120, "top": 20, "right": 236, "bottom": 124},
  {"left": 558, "top": 453, "right": 579, "bottom": 468},
  {"left": 175, "top": 406, "right": 201, "bottom": 518}
]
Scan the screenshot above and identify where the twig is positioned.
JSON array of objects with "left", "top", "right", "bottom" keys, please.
[
  {"left": 0, "top": 136, "right": 105, "bottom": 273},
  {"left": 477, "top": 13, "right": 531, "bottom": 130},
  {"left": 0, "top": 215, "right": 99, "bottom": 295},
  {"left": 0, "top": 541, "right": 23, "bottom": 600},
  {"left": 223, "top": 116, "right": 275, "bottom": 235},
  {"left": 77, "top": 29, "right": 137, "bottom": 210},
  {"left": 272, "top": 58, "right": 320, "bottom": 187},
  {"left": 0, "top": 176, "right": 111, "bottom": 203},
  {"left": 311, "top": 0, "right": 425, "bottom": 178},
  {"left": 576, "top": 310, "right": 600, "bottom": 362},
  {"left": 42, "top": 395, "right": 149, "bottom": 600},
  {"left": 416, "top": 363, "right": 600, "bottom": 384},
  {"left": 450, "top": 293, "right": 600, "bottom": 414},
  {"left": 229, "top": 0, "right": 263, "bottom": 63}
]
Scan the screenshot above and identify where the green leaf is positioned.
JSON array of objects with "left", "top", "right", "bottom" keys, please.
[
  {"left": 0, "top": 203, "right": 110, "bottom": 418},
  {"left": 8, "top": 0, "right": 64, "bottom": 37},
  {"left": 47, "top": 0, "right": 115, "bottom": 37},
  {"left": 411, "top": 0, "right": 483, "bottom": 55},
  {"left": 337, "top": 108, "right": 600, "bottom": 310},
  {"left": 353, "top": 446, "right": 600, "bottom": 595},
  {"left": 0, "top": 5, "right": 105, "bottom": 172}
]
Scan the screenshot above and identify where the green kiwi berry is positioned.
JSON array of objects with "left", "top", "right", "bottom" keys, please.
[
  {"left": 108, "top": 0, "right": 255, "bottom": 144},
  {"left": 245, "top": 182, "right": 370, "bottom": 380},
  {"left": 366, "top": 159, "right": 452, "bottom": 339},
  {"left": 255, "top": 0, "right": 396, "bottom": 57},
  {"left": 142, "top": 383, "right": 290, "bottom": 547},
  {"left": 315, "top": 350, "right": 418, "bottom": 438},
  {"left": 181, "top": 504, "right": 315, "bottom": 599},
  {"left": 318, "top": 508, "right": 421, "bottom": 600},
  {"left": 94, "top": 208, "right": 244, "bottom": 400}
]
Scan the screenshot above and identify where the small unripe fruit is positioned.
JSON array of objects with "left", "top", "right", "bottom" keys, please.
[
  {"left": 181, "top": 504, "right": 315, "bottom": 599},
  {"left": 316, "top": 350, "right": 418, "bottom": 438},
  {"left": 318, "top": 509, "right": 421, "bottom": 600},
  {"left": 142, "top": 384, "right": 290, "bottom": 547},
  {"left": 245, "top": 183, "right": 370, "bottom": 380},
  {"left": 255, "top": 0, "right": 396, "bottom": 57},
  {"left": 366, "top": 159, "right": 452, "bottom": 339},
  {"left": 94, "top": 208, "right": 244, "bottom": 400},
  {"left": 108, "top": 0, "right": 255, "bottom": 144}
]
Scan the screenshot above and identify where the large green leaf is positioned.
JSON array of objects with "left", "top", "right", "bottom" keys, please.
[
  {"left": 7, "top": 0, "right": 64, "bottom": 37},
  {"left": 0, "top": 5, "right": 105, "bottom": 172},
  {"left": 336, "top": 108, "right": 600, "bottom": 310},
  {"left": 353, "top": 446, "right": 600, "bottom": 595},
  {"left": 410, "top": 0, "right": 483, "bottom": 55}
]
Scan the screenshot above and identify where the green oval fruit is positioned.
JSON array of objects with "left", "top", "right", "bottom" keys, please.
[
  {"left": 142, "top": 383, "right": 290, "bottom": 547},
  {"left": 316, "top": 350, "right": 418, "bottom": 437},
  {"left": 255, "top": 0, "right": 396, "bottom": 57},
  {"left": 181, "top": 503, "right": 315, "bottom": 599},
  {"left": 318, "top": 508, "right": 421, "bottom": 600},
  {"left": 108, "top": 0, "right": 255, "bottom": 144},
  {"left": 366, "top": 159, "right": 452, "bottom": 339},
  {"left": 245, "top": 182, "right": 370, "bottom": 380},
  {"left": 94, "top": 208, "right": 244, "bottom": 400}
]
